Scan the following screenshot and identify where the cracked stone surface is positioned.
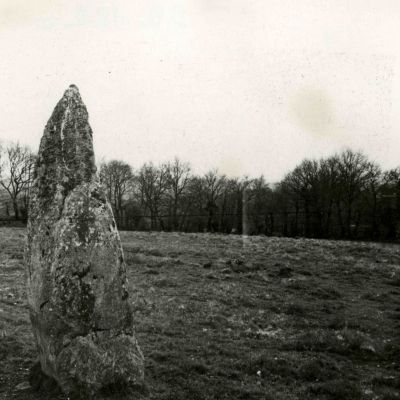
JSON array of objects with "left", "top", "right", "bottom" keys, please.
[{"left": 25, "top": 85, "right": 145, "bottom": 398}]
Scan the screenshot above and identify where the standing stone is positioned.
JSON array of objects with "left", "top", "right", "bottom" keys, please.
[{"left": 26, "top": 85, "right": 145, "bottom": 398}]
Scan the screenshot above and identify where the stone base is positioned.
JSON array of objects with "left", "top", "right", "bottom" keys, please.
[
  {"left": 29, "top": 361, "right": 149, "bottom": 400},
  {"left": 29, "top": 362, "right": 62, "bottom": 398}
]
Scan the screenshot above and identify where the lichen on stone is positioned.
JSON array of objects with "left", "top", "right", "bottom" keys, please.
[{"left": 26, "top": 85, "right": 145, "bottom": 398}]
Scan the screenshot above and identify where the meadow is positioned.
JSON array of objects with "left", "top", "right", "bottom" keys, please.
[{"left": 0, "top": 228, "right": 399, "bottom": 399}]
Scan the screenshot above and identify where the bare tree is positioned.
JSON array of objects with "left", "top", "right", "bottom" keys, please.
[
  {"left": 202, "top": 170, "right": 226, "bottom": 232},
  {"left": 336, "top": 149, "right": 380, "bottom": 237},
  {"left": 248, "top": 176, "right": 272, "bottom": 234},
  {"left": 179, "top": 176, "right": 205, "bottom": 232},
  {"left": 99, "top": 160, "right": 133, "bottom": 222},
  {"left": 317, "top": 156, "right": 341, "bottom": 237},
  {"left": 281, "top": 159, "right": 320, "bottom": 236},
  {"left": 224, "top": 177, "right": 254, "bottom": 234},
  {"left": 275, "top": 150, "right": 383, "bottom": 239},
  {"left": 137, "top": 163, "right": 169, "bottom": 230},
  {"left": 0, "top": 143, "right": 35, "bottom": 220},
  {"left": 166, "top": 157, "right": 191, "bottom": 230}
]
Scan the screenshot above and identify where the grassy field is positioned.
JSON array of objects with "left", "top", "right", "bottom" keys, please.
[{"left": 0, "top": 227, "right": 399, "bottom": 399}]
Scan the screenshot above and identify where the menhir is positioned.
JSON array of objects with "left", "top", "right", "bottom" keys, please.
[{"left": 26, "top": 85, "right": 145, "bottom": 398}]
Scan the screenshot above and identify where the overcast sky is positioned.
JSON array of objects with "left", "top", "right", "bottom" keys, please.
[{"left": 0, "top": 0, "right": 399, "bottom": 181}]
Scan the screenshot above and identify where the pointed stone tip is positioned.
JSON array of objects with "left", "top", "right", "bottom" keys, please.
[{"left": 64, "top": 84, "right": 81, "bottom": 99}]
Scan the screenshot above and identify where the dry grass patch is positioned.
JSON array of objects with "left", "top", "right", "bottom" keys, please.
[{"left": 0, "top": 228, "right": 399, "bottom": 399}]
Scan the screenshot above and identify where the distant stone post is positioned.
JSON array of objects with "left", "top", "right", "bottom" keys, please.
[{"left": 26, "top": 85, "right": 145, "bottom": 398}]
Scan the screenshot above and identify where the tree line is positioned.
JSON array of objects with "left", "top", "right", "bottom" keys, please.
[{"left": 1, "top": 141, "right": 400, "bottom": 241}]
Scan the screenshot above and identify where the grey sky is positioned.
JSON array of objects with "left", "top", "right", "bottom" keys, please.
[{"left": 0, "top": 0, "right": 399, "bottom": 181}]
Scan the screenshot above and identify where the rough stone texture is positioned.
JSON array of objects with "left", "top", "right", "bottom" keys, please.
[{"left": 26, "top": 85, "right": 145, "bottom": 398}]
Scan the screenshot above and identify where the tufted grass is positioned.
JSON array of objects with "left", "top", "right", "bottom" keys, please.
[{"left": 0, "top": 228, "right": 399, "bottom": 399}]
